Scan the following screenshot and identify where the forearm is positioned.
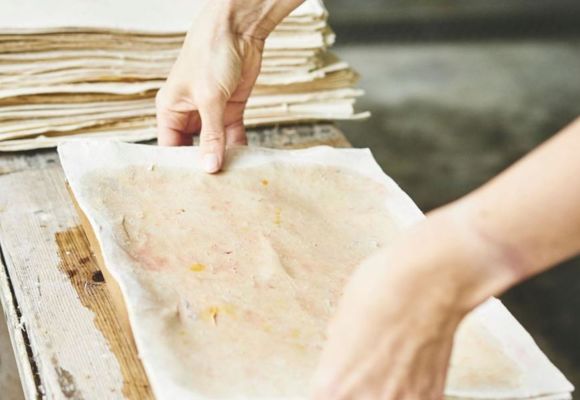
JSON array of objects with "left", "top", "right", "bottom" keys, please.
[
  {"left": 312, "top": 121, "right": 580, "bottom": 400},
  {"left": 427, "top": 117, "right": 580, "bottom": 310}
]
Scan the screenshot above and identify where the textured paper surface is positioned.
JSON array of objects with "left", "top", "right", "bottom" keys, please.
[
  {"left": 60, "top": 141, "right": 573, "bottom": 400},
  {"left": 0, "top": 0, "right": 325, "bottom": 33}
]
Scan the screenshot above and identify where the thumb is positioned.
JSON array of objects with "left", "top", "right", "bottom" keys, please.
[{"left": 199, "top": 101, "right": 226, "bottom": 173}]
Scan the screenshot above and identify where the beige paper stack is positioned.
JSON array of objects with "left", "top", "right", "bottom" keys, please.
[{"left": 0, "top": 0, "right": 368, "bottom": 151}]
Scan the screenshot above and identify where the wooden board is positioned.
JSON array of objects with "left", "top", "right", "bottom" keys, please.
[{"left": 0, "top": 124, "right": 350, "bottom": 400}]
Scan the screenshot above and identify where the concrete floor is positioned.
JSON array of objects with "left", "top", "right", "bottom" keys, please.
[{"left": 335, "top": 39, "right": 580, "bottom": 388}]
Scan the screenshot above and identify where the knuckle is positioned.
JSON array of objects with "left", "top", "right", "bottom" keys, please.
[
  {"left": 200, "top": 129, "right": 224, "bottom": 144},
  {"left": 155, "top": 86, "right": 172, "bottom": 108},
  {"left": 156, "top": 81, "right": 195, "bottom": 110},
  {"left": 156, "top": 110, "right": 183, "bottom": 131},
  {"left": 194, "top": 85, "right": 226, "bottom": 108},
  {"left": 155, "top": 86, "right": 165, "bottom": 102}
]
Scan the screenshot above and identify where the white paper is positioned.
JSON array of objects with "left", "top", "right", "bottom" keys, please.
[{"left": 59, "top": 141, "right": 574, "bottom": 400}]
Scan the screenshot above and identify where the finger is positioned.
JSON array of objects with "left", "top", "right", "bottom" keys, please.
[
  {"left": 225, "top": 120, "right": 247, "bottom": 146},
  {"left": 199, "top": 101, "right": 226, "bottom": 173},
  {"left": 155, "top": 87, "right": 200, "bottom": 146},
  {"left": 156, "top": 109, "right": 199, "bottom": 146}
]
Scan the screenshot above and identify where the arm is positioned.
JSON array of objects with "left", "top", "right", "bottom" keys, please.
[
  {"left": 459, "top": 117, "right": 580, "bottom": 296},
  {"left": 156, "top": 0, "right": 304, "bottom": 173},
  {"left": 312, "top": 117, "right": 580, "bottom": 399}
]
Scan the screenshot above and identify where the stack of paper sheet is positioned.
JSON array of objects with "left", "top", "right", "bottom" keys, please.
[{"left": 0, "top": 0, "right": 368, "bottom": 151}]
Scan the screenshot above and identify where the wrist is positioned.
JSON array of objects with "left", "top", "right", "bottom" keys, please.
[
  {"left": 423, "top": 202, "right": 523, "bottom": 312},
  {"left": 381, "top": 203, "right": 521, "bottom": 322}
]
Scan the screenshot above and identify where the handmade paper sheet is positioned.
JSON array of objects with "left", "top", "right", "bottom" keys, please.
[{"left": 60, "top": 141, "right": 573, "bottom": 400}]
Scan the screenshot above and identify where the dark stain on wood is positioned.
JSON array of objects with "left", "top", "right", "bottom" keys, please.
[
  {"left": 52, "top": 356, "right": 84, "bottom": 399},
  {"left": 55, "top": 226, "right": 153, "bottom": 399},
  {"left": 91, "top": 271, "right": 105, "bottom": 283}
]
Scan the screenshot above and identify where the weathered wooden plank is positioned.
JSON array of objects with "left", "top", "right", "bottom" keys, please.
[
  {"left": 0, "top": 149, "right": 60, "bottom": 177},
  {"left": 0, "top": 167, "right": 149, "bottom": 399},
  {"left": 0, "top": 123, "right": 351, "bottom": 399},
  {"left": 246, "top": 124, "right": 350, "bottom": 149},
  {"left": 0, "top": 124, "right": 349, "bottom": 176}
]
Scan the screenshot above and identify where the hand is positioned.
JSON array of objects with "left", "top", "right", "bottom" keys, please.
[
  {"left": 312, "top": 117, "right": 580, "bottom": 399},
  {"left": 312, "top": 251, "right": 459, "bottom": 399},
  {"left": 156, "top": 0, "right": 303, "bottom": 173},
  {"left": 155, "top": 2, "right": 262, "bottom": 173},
  {"left": 312, "top": 209, "right": 518, "bottom": 399}
]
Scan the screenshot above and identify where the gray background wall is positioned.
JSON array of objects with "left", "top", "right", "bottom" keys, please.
[{"left": 329, "top": 0, "right": 580, "bottom": 42}]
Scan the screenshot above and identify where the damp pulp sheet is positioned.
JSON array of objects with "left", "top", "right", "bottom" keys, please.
[{"left": 59, "top": 141, "right": 574, "bottom": 400}]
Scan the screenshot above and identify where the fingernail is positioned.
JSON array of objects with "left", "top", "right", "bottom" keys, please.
[{"left": 203, "top": 154, "right": 219, "bottom": 173}]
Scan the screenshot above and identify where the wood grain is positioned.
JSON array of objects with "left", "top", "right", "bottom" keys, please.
[
  {"left": 0, "top": 167, "right": 128, "bottom": 399},
  {"left": 0, "top": 124, "right": 351, "bottom": 399},
  {"left": 54, "top": 226, "right": 152, "bottom": 399}
]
